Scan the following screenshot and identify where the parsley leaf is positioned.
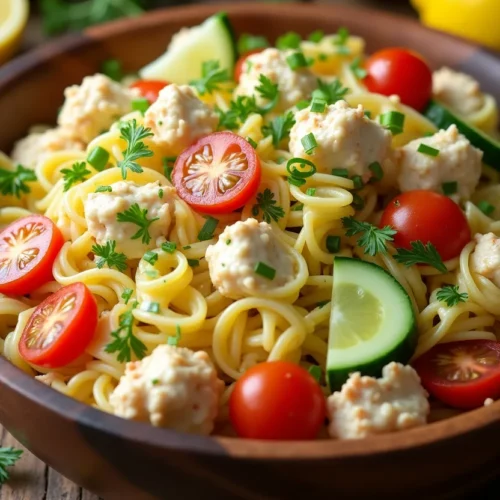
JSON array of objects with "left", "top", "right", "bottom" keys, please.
[
  {"left": 252, "top": 189, "right": 285, "bottom": 223},
  {"left": 394, "top": 241, "right": 448, "bottom": 273},
  {"left": 262, "top": 111, "right": 295, "bottom": 147},
  {"left": 105, "top": 308, "right": 147, "bottom": 363},
  {"left": 350, "top": 56, "right": 367, "bottom": 79},
  {"left": 216, "top": 106, "right": 239, "bottom": 130},
  {"left": 436, "top": 285, "right": 468, "bottom": 307},
  {"left": 255, "top": 74, "right": 279, "bottom": 113},
  {"left": 342, "top": 217, "right": 396, "bottom": 256},
  {"left": 316, "top": 78, "right": 349, "bottom": 105},
  {"left": 116, "top": 119, "right": 154, "bottom": 179},
  {"left": 61, "top": 161, "right": 91, "bottom": 191},
  {"left": 0, "top": 165, "right": 37, "bottom": 198},
  {"left": 190, "top": 60, "right": 231, "bottom": 95},
  {"left": 116, "top": 203, "right": 159, "bottom": 245},
  {"left": 91, "top": 240, "right": 127, "bottom": 272},
  {"left": 0, "top": 447, "right": 23, "bottom": 485}
]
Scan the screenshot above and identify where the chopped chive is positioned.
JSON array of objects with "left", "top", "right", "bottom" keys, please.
[
  {"left": 317, "top": 300, "right": 330, "bottom": 308},
  {"left": 308, "top": 30, "right": 324, "bottom": 43},
  {"left": 87, "top": 146, "right": 109, "bottom": 172},
  {"left": 296, "top": 100, "right": 310, "bottom": 110},
  {"left": 121, "top": 288, "right": 133, "bottom": 304},
  {"left": 276, "top": 156, "right": 286, "bottom": 164},
  {"left": 478, "top": 200, "right": 495, "bottom": 216},
  {"left": 326, "top": 235, "right": 341, "bottom": 253},
  {"left": 351, "top": 175, "right": 364, "bottom": 190},
  {"left": 276, "top": 31, "right": 301, "bottom": 50},
  {"left": 306, "top": 187, "right": 316, "bottom": 196},
  {"left": 334, "top": 27, "right": 349, "bottom": 45},
  {"left": 101, "top": 59, "right": 123, "bottom": 82},
  {"left": 144, "top": 269, "right": 158, "bottom": 278},
  {"left": 95, "top": 185, "right": 112, "bottom": 193},
  {"left": 141, "top": 301, "right": 160, "bottom": 314},
  {"left": 291, "top": 203, "right": 304, "bottom": 211},
  {"left": 418, "top": 143, "right": 440, "bottom": 157},
  {"left": 167, "top": 324, "right": 182, "bottom": 346},
  {"left": 158, "top": 188, "right": 163, "bottom": 199},
  {"left": 161, "top": 241, "right": 177, "bottom": 254},
  {"left": 288, "top": 176, "right": 306, "bottom": 187},
  {"left": 312, "top": 88, "right": 328, "bottom": 101},
  {"left": 318, "top": 53, "right": 328, "bottom": 62},
  {"left": 246, "top": 136, "right": 258, "bottom": 149},
  {"left": 301, "top": 132, "right": 318, "bottom": 155},
  {"left": 350, "top": 56, "right": 367, "bottom": 79},
  {"left": 368, "top": 161, "right": 383, "bottom": 182},
  {"left": 423, "top": 131, "right": 435, "bottom": 137},
  {"left": 442, "top": 181, "right": 458, "bottom": 196},
  {"left": 132, "top": 98, "right": 150, "bottom": 115},
  {"left": 143, "top": 251, "right": 158, "bottom": 265},
  {"left": 332, "top": 168, "right": 349, "bottom": 178},
  {"left": 226, "top": 239, "right": 231, "bottom": 245},
  {"left": 198, "top": 216, "right": 219, "bottom": 241},
  {"left": 286, "top": 158, "right": 317, "bottom": 179},
  {"left": 310, "top": 98, "right": 326, "bottom": 113},
  {"left": 187, "top": 258, "right": 199, "bottom": 267},
  {"left": 379, "top": 111, "right": 405, "bottom": 135},
  {"left": 254, "top": 261, "right": 276, "bottom": 280},
  {"left": 183, "top": 245, "right": 192, "bottom": 250},
  {"left": 308, "top": 365, "right": 322, "bottom": 382},
  {"left": 286, "top": 52, "right": 308, "bottom": 70},
  {"left": 364, "top": 110, "right": 372, "bottom": 119},
  {"left": 352, "top": 193, "right": 365, "bottom": 210},
  {"left": 151, "top": 379, "right": 159, "bottom": 385},
  {"left": 237, "top": 34, "right": 270, "bottom": 54}
]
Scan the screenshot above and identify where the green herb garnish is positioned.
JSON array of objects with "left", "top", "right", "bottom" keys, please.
[
  {"left": 92, "top": 240, "right": 127, "bottom": 272},
  {"left": 341, "top": 217, "right": 396, "bottom": 256},
  {"left": 436, "top": 285, "right": 468, "bottom": 307},
  {"left": 117, "top": 203, "right": 159, "bottom": 245}
]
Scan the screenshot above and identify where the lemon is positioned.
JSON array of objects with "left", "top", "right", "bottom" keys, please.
[{"left": 0, "top": 0, "right": 29, "bottom": 65}]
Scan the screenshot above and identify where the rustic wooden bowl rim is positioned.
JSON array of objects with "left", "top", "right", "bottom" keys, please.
[{"left": 1, "top": 2, "right": 500, "bottom": 459}]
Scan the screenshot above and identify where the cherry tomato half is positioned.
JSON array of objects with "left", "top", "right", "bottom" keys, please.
[
  {"left": 413, "top": 340, "right": 500, "bottom": 410},
  {"left": 380, "top": 190, "right": 470, "bottom": 262},
  {"left": 364, "top": 48, "right": 432, "bottom": 111},
  {"left": 172, "top": 132, "right": 261, "bottom": 215},
  {"left": 19, "top": 282, "right": 98, "bottom": 368},
  {"left": 229, "top": 361, "right": 326, "bottom": 440},
  {"left": 234, "top": 49, "right": 264, "bottom": 82},
  {"left": 0, "top": 215, "right": 64, "bottom": 296},
  {"left": 129, "top": 79, "right": 170, "bottom": 104}
]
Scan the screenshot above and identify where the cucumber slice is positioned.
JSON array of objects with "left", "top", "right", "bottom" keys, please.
[
  {"left": 424, "top": 99, "right": 500, "bottom": 170},
  {"left": 139, "top": 12, "right": 236, "bottom": 84},
  {"left": 327, "top": 257, "right": 417, "bottom": 390}
]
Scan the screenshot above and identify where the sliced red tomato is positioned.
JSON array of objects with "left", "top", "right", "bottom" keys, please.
[
  {"left": 413, "top": 340, "right": 500, "bottom": 409},
  {"left": 229, "top": 361, "right": 326, "bottom": 440},
  {"left": 234, "top": 48, "right": 264, "bottom": 82},
  {"left": 129, "top": 79, "right": 169, "bottom": 104},
  {"left": 0, "top": 215, "right": 64, "bottom": 296},
  {"left": 172, "top": 132, "right": 261, "bottom": 215},
  {"left": 19, "top": 282, "right": 98, "bottom": 368},
  {"left": 364, "top": 48, "right": 432, "bottom": 110},
  {"left": 380, "top": 190, "right": 471, "bottom": 261}
]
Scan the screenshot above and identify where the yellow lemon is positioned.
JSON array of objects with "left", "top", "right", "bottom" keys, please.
[{"left": 0, "top": 0, "right": 29, "bottom": 65}]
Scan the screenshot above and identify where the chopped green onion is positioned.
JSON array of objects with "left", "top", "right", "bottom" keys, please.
[
  {"left": 317, "top": 300, "right": 330, "bottom": 308},
  {"left": 198, "top": 216, "right": 219, "bottom": 241},
  {"left": 310, "top": 98, "right": 326, "bottom": 113},
  {"left": 254, "top": 261, "right": 276, "bottom": 280},
  {"left": 326, "top": 235, "right": 341, "bottom": 253},
  {"left": 286, "top": 52, "right": 308, "bottom": 70},
  {"left": 144, "top": 269, "right": 158, "bottom": 278},
  {"left": 167, "top": 324, "right": 182, "bottom": 346},
  {"left": 312, "top": 88, "right": 328, "bottom": 101},
  {"left": 418, "top": 143, "right": 440, "bottom": 157},
  {"left": 141, "top": 301, "right": 160, "bottom": 314},
  {"left": 351, "top": 175, "right": 364, "bottom": 190},
  {"left": 442, "top": 181, "right": 458, "bottom": 196},
  {"left": 301, "top": 133, "right": 318, "bottom": 155},
  {"left": 306, "top": 187, "right": 316, "bottom": 196},
  {"left": 226, "top": 239, "right": 231, "bottom": 245},
  {"left": 332, "top": 168, "right": 349, "bottom": 178},
  {"left": 276, "top": 31, "right": 301, "bottom": 50},
  {"left": 143, "top": 251, "right": 158, "bottom": 265},
  {"left": 308, "top": 30, "right": 324, "bottom": 43},
  {"left": 478, "top": 200, "right": 495, "bottom": 216},
  {"left": 423, "top": 131, "right": 435, "bottom": 137},
  {"left": 183, "top": 245, "right": 192, "bottom": 250},
  {"left": 87, "top": 146, "right": 109, "bottom": 172},
  {"left": 352, "top": 193, "right": 365, "bottom": 210},
  {"left": 308, "top": 365, "right": 322, "bottom": 382},
  {"left": 121, "top": 288, "right": 133, "bottom": 304},
  {"left": 364, "top": 110, "right": 372, "bottom": 119},
  {"left": 100, "top": 59, "right": 123, "bottom": 82},
  {"left": 158, "top": 188, "right": 163, "bottom": 199},
  {"left": 276, "top": 157, "right": 287, "bottom": 164},
  {"left": 334, "top": 27, "right": 349, "bottom": 45},
  {"left": 187, "top": 258, "right": 199, "bottom": 267},
  {"left": 238, "top": 34, "right": 270, "bottom": 54},
  {"left": 151, "top": 379, "right": 159, "bottom": 385},
  {"left": 246, "top": 136, "right": 258, "bottom": 149},
  {"left": 132, "top": 98, "right": 150, "bottom": 115},
  {"left": 287, "top": 176, "right": 306, "bottom": 187},
  {"left": 368, "top": 162, "right": 383, "bottom": 182},
  {"left": 161, "top": 241, "right": 177, "bottom": 254},
  {"left": 286, "top": 158, "right": 317, "bottom": 179},
  {"left": 350, "top": 56, "right": 367, "bottom": 79},
  {"left": 379, "top": 111, "right": 405, "bottom": 135},
  {"left": 296, "top": 100, "right": 310, "bottom": 110},
  {"left": 95, "top": 185, "right": 112, "bottom": 193},
  {"left": 318, "top": 53, "right": 328, "bottom": 62},
  {"left": 291, "top": 203, "right": 304, "bottom": 211}
]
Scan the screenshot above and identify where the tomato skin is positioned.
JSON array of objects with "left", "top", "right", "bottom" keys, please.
[
  {"left": 364, "top": 48, "right": 432, "bottom": 110},
  {"left": 0, "top": 215, "right": 64, "bottom": 296},
  {"left": 380, "top": 190, "right": 470, "bottom": 261},
  {"left": 172, "top": 132, "right": 261, "bottom": 215},
  {"left": 413, "top": 340, "right": 500, "bottom": 410},
  {"left": 129, "top": 80, "right": 169, "bottom": 104},
  {"left": 19, "top": 282, "right": 98, "bottom": 368},
  {"left": 234, "top": 49, "right": 264, "bottom": 82},
  {"left": 229, "top": 361, "right": 326, "bottom": 440}
]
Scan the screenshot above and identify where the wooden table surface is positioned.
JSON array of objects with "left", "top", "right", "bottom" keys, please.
[{"left": 0, "top": 1, "right": 415, "bottom": 499}]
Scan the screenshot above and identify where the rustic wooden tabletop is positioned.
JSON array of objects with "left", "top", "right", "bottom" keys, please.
[{"left": 0, "top": 1, "right": 416, "bottom": 499}]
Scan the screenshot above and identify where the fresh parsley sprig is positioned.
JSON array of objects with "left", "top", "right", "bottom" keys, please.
[
  {"left": 105, "top": 308, "right": 147, "bottom": 363},
  {"left": 262, "top": 111, "right": 295, "bottom": 147},
  {"left": 190, "top": 60, "right": 231, "bottom": 95},
  {"left": 116, "top": 203, "right": 159, "bottom": 245},
  {"left": 116, "top": 120, "right": 154, "bottom": 179},
  {"left": 252, "top": 189, "right": 285, "bottom": 223},
  {"left": 341, "top": 217, "right": 396, "bottom": 256},
  {"left": 316, "top": 78, "right": 349, "bottom": 105},
  {"left": 256, "top": 74, "right": 279, "bottom": 113},
  {"left": 61, "top": 162, "right": 91, "bottom": 191},
  {"left": 436, "top": 285, "right": 468, "bottom": 307},
  {"left": 0, "top": 165, "right": 37, "bottom": 198},
  {"left": 394, "top": 241, "right": 448, "bottom": 273},
  {"left": 92, "top": 240, "right": 127, "bottom": 272},
  {"left": 0, "top": 447, "right": 23, "bottom": 485}
]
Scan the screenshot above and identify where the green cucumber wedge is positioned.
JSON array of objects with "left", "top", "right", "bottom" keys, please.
[
  {"left": 424, "top": 99, "right": 500, "bottom": 170},
  {"left": 327, "top": 257, "right": 417, "bottom": 390},
  {"left": 139, "top": 12, "right": 237, "bottom": 84}
]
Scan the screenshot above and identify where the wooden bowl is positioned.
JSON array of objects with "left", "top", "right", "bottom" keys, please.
[{"left": 1, "top": 3, "right": 500, "bottom": 499}]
